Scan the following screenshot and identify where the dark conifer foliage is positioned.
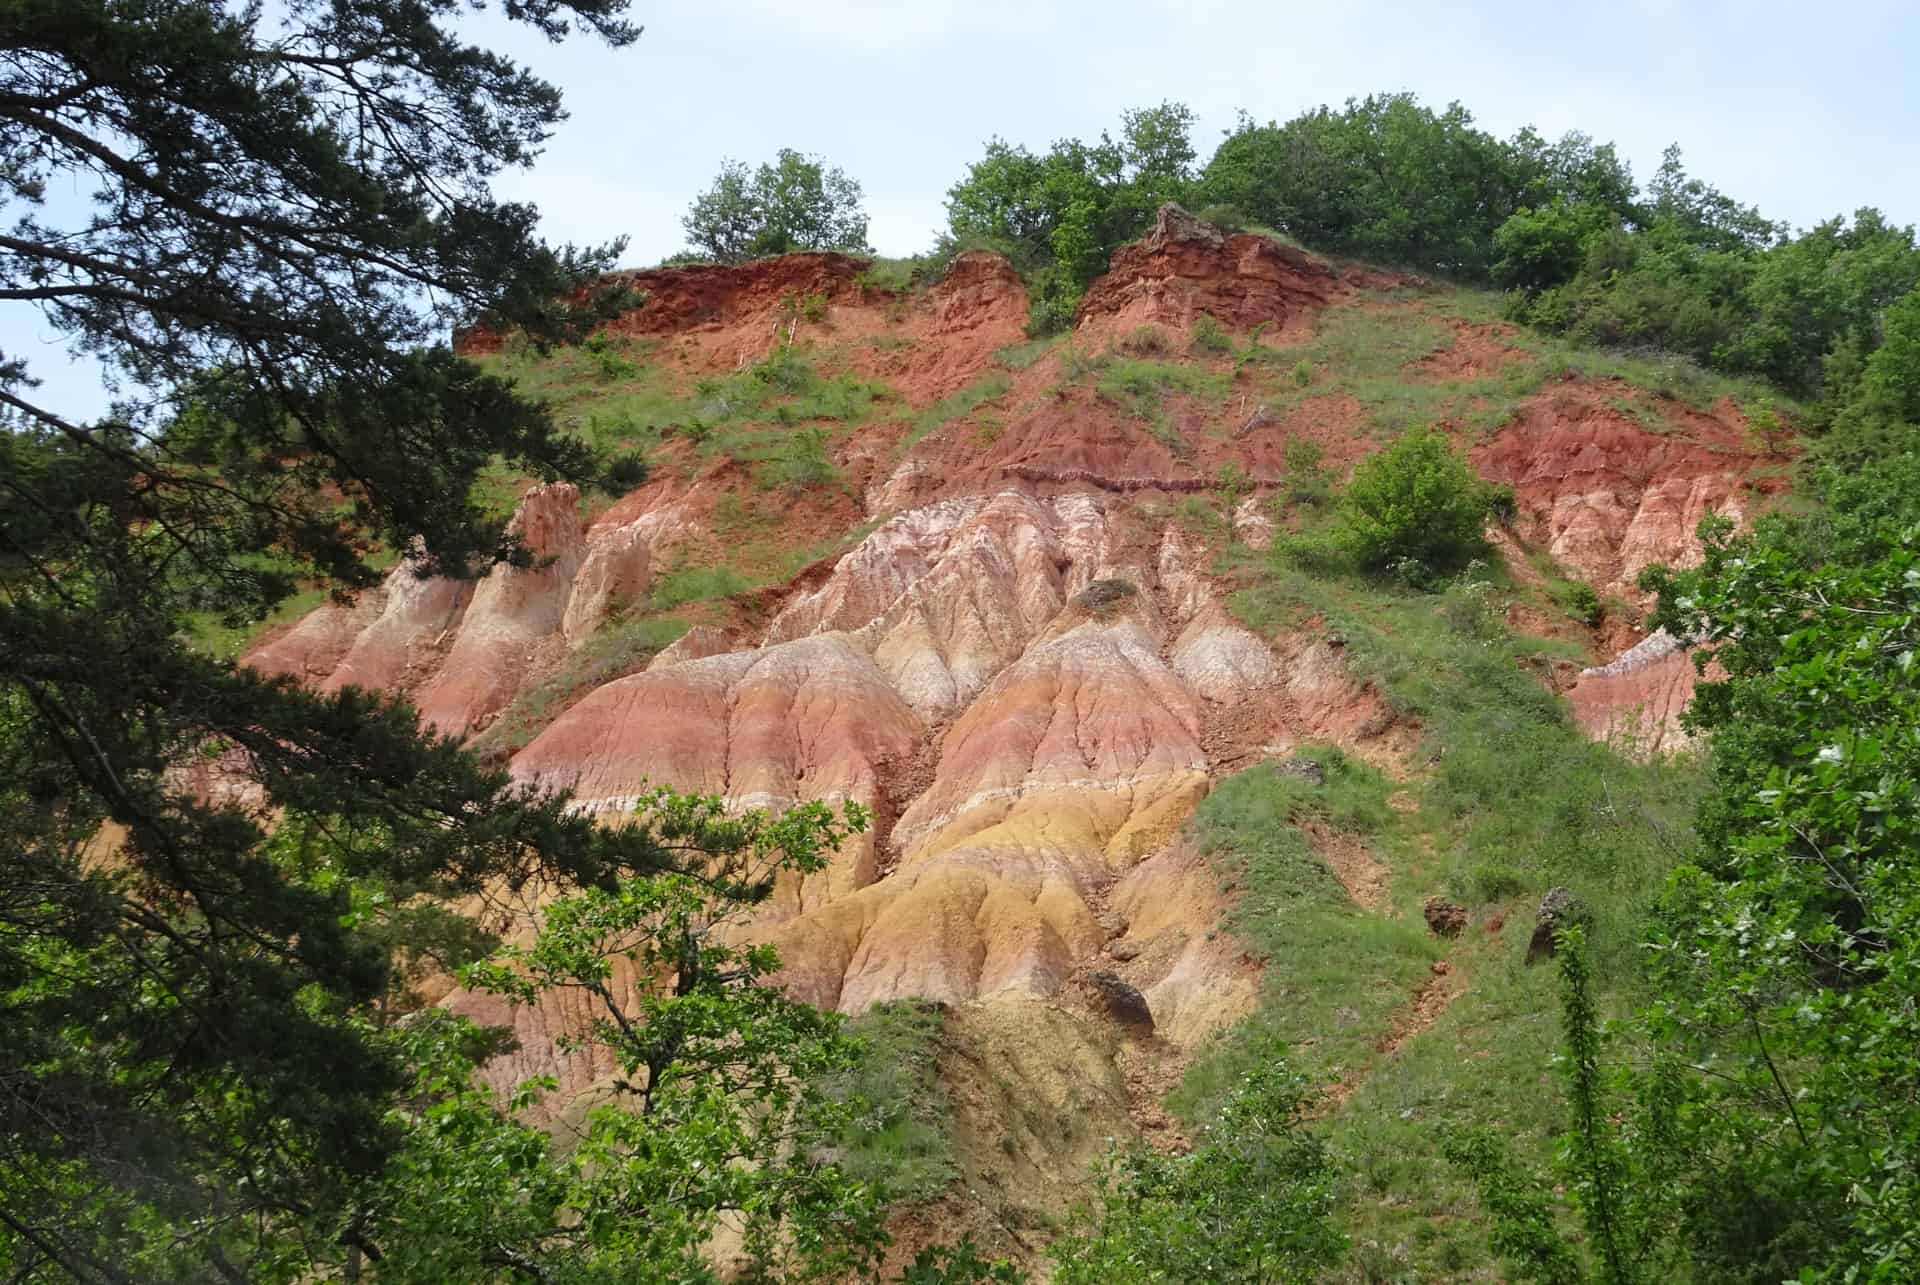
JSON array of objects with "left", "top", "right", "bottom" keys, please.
[{"left": 0, "top": 3, "right": 678, "bottom": 1276}]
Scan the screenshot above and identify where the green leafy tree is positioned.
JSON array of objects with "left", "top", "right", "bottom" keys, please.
[
  {"left": 342, "top": 790, "right": 893, "bottom": 1284},
  {"left": 1857, "top": 284, "right": 1920, "bottom": 421},
  {"left": 1635, "top": 507, "right": 1920, "bottom": 1281},
  {"left": 1329, "top": 426, "right": 1493, "bottom": 579},
  {"left": 1458, "top": 470, "right": 1920, "bottom": 1283},
  {"left": 1200, "top": 95, "right": 1601, "bottom": 277},
  {"left": 1492, "top": 199, "right": 1621, "bottom": 292},
  {"left": 1049, "top": 1037, "right": 1344, "bottom": 1283},
  {"left": 682, "top": 150, "right": 871, "bottom": 264},
  {"left": 944, "top": 103, "right": 1197, "bottom": 333},
  {"left": 1721, "top": 210, "right": 1920, "bottom": 396}
]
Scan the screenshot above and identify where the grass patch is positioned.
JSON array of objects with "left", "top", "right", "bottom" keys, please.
[
  {"left": 1230, "top": 564, "right": 1694, "bottom": 962},
  {"left": 480, "top": 335, "right": 682, "bottom": 456},
  {"left": 648, "top": 561, "right": 751, "bottom": 612},
  {"left": 1091, "top": 357, "right": 1230, "bottom": 455},
  {"left": 899, "top": 371, "right": 1011, "bottom": 453},
  {"left": 755, "top": 424, "right": 841, "bottom": 493},
  {"left": 184, "top": 584, "right": 331, "bottom": 660},
  {"left": 822, "top": 1000, "right": 957, "bottom": 1201},
  {"left": 1171, "top": 746, "right": 1430, "bottom": 1124},
  {"left": 993, "top": 337, "right": 1058, "bottom": 371},
  {"left": 691, "top": 346, "right": 894, "bottom": 429},
  {"left": 1239, "top": 287, "right": 1799, "bottom": 452}
]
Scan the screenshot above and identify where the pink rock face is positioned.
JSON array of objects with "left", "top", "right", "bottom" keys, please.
[
  {"left": 895, "top": 621, "right": 1208, "bottom": 864},
  {"left": 763, "top": 620, "right": 1215, "bottom": 1014},
  {"left": 770, "top": 494, "right": 1078, "bottom": 719},
  {"left": 645, "top": 624, "right": 733, "bottom": 671},
  {"left": 1173, "top": 608, "right": 1280, "bottom": 704},
  {"left": 510, "top": 634, "right": 923, "bottom": 914},
  {"left": 1473, "top": 396, "right": 1761, "bottom": 602},
  {"left": 245, "top": 585, "right": 389, "bottom": 684},
  {"left": 322, "top": 568, "right": 471, "bottom": 695},
  {"left": 1568, "top": 630, "right": 1706, "bottom": 755},
  {"left": 560, "top": 524, "right": 651, "bottom": 647},
  {"left": 768, "top": 492, "right": 1241, "bottom": 722},
  {"left": 511, "top": 634, "right": 918, "bottom": 815},
  {"left": 413, "top": 483, "right": 586, "bottom": 737},
  {"left": 1107, "top": 842, "right": 1258, "bottom": 1045}
]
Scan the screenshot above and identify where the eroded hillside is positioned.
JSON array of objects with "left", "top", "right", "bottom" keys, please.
[{"left": 243, "top": 205, "right": 1786, "bottom": 1273}]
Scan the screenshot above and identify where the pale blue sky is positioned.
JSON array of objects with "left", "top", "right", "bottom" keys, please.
[{"left": 9, "top": 0, "right": 1917, "bottom": 419}]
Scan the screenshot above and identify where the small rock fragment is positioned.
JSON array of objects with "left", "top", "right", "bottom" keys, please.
[{"left": 1275, "top": 755, "right": 1326, "bottom": 786}]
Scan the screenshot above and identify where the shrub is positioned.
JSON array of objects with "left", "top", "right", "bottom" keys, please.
[
  {"left": 602, "top": 452, "right": 650, "bottom": 492},
  {"left": 1050, "top": 1038, "right": 1345, "bottom": 1284},
  {"left": 1332, "top": 426, "right": 1492, "bottom": 580},
  {"left": 1216, "top": 461, "right": 1252, "bottom": 518},
  {"left": 1119, "top": 325, "right": 1171, "bottom": 357},
  {"left": 1744, "top": 398, "right": 1792, "bottom": 457},
  {"left": 582, "top": 330, "right": 640, "bottom": 380},
  {"left": 1290, "top": 357, "right": 1314, "bottom": 388},
  {"left": 1283, "top": 435, "right": 1332, "bottom": 506},
  {"left": 1074, "top": 578, "right": 1138, "bottom": 613},
  {"left": 760, "top": 425, "right": 839, "bottom": 492},
  {"left": 1059, "top": 345, "right": 1109, "bottom": 382},
  {"left": 1191, "top": 312, "right": 1231, "bottom": 355},
  {"left": 1564, "top": 580, "right": 1602, "bottom": 627}
]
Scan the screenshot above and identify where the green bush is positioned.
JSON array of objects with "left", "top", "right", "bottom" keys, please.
[
  {"left": 822, "top": 1000, "right": 957, "bottom": 1201},
  {"left": 1565, "top": 580, "right": 1602, "bottom": 627},
  {"left": 601, "top": 451, "right": 650, "bottom": 492},
  {"left": 1332, "top": 425, "right": 1493, "bottom": 580},
  {"left": 1051, "top": 1038, "right": 1346, "bottom": 1284},
  {"left": 1190, "top": 312, "right": 1231, "bottom": 354},
  {"left": 759, "top": 425, "right": 839, "bottom": 492},
  {"left": 1119, "top": 324, "right": 1172, "bottom": 356},
  {"left": 1283, "top": 435, "right": 1332, "bottom": 506}
]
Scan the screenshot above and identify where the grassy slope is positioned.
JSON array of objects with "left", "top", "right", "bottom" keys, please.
[{"left": 1170, "top": 531, "right": 1706, "bottom": 1281}]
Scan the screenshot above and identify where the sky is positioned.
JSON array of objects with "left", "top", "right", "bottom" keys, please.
[{"left": 9, "top": 0, "right": 1919, "bottom": 420}]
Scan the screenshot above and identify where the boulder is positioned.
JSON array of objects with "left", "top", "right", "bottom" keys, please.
[
  {"left": 1423, "top": 896, "right": 1468, "bottom": 939},
  {"left": 1082, "top": 970, "right": 1154, "bottom": 1035},
  {"left": 1526, "top": 886, "right": 1586, "bottom": 963}
]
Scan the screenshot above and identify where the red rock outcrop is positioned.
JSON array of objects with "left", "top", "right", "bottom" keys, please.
[
  {"left": 510, "top": 634, "right": 922, "bottom": 913},
  {"left": 245, "top": 584, "right": 390, "bottom": 686},
  {"left": 1472, "top": 386, "right": 1771, "bottom": 603},
  {"left": 1076, "top": 203, "right": 1344, "bottom": 339}
]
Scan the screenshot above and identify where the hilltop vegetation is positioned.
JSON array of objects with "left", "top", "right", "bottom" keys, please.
[{"left": 4, "top": 3, "right": 1919, "bottom": 1282}]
